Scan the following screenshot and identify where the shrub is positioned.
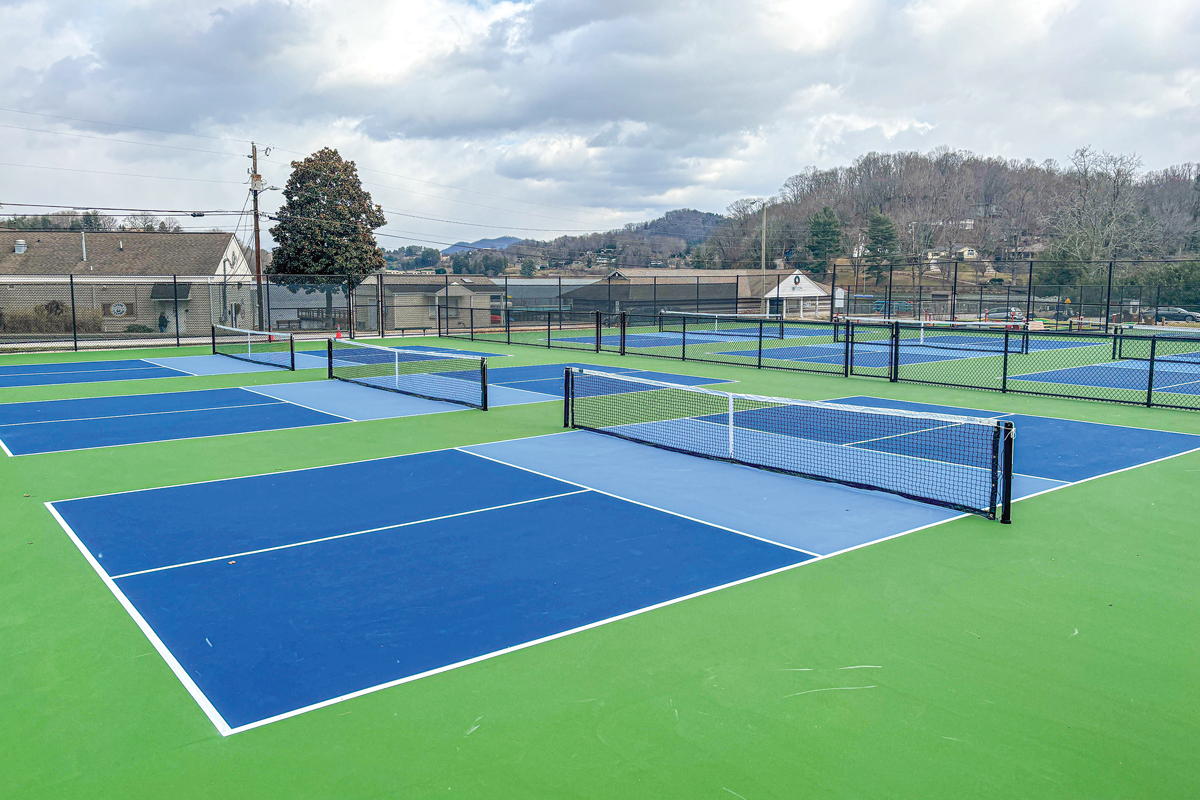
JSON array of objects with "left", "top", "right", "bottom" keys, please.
[
  {"left": 123, "top": 324, "right": 154, "bottom": 333},
  {"left": 0, "top": 303, "right": 102, "bottom": 333}
]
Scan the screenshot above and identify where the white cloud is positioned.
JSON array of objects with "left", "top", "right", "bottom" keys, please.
[{"left": 0, "top": 0, "right": 1197, "bottom": 246}]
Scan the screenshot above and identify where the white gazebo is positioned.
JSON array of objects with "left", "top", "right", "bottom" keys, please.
[{"left": 761, "top": 271, "right": 829, "bottom": 318}]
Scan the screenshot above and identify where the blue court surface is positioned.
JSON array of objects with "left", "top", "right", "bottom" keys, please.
[
  {"left": 46, "top": 398, "right": 1200, "bottom": 734},
  {"left": 721, "top": 337, "right": 1090, "bottom": 367},
  {"left": 1012, "top": 359, "right": 1200, "bottom": 396},
  {"left": 299, "top": 343, "right": 509, "bottom": 359},
  {"left": 555, "top": 325, "right": 835, "bottom": 350},
  {"left": 483, "top": 362, "right": 731, "bottom": 401},
  {"left": 0, "top": 346, "right": 504, "bottom": 389},
  {"left": 0, "top": 364, "right": 729, "bottom": 455},
  {"left": 0, "top": 358, "right": 195, "bottom": 387}
]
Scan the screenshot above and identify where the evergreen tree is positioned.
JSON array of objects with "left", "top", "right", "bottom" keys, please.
[
  {"left": 805, "top": 207, "right": 842, "bottom": 277},
  {"left": 520, "top": 258, "right": 537, "bottom": 278},
  {"left": 269, "top": 148, "right": 386, "bottom": 321}
]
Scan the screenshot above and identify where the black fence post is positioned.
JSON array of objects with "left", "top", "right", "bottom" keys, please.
[
  {"left": 211, "top": 325, "right": 217, "bottom": 354},
  {"left": 1103, "top": 261, "right": 1115, "bottom": 332},
  {"left": 470, "top": 301, "right": 475, "bottom": 341},
  {"left": 546, "top": 311, "right": 551, "bottom": 347},
  {"left": 844, "top": 320, "right": 852, "bottom": 377},
  {"left": 1001, "top": 329, "right": 1010, "bottom": 392},
  {"left": 653, "top": 276, "right": 657, "bottom": 314},
  {"left": 889, "top": 321, "right": 900, "bottom": 381},
  {"left": 619, "top": 312, "right": 627, "bottom": 355},
  {"left": 1146, "top": 337, "right": 1157, "bottom": 407},
  {"left": 347, "top": 280, "right": 355, "bottom": 339},
  {"left": 757, "top": 320, "right": 763, "bottom": 369},
  {"left": 681, "top": 315, "right": 687, "bottom": 361},
  {"left": 1025, "top": 260, "right": 1035, "bottom": 323},
  {"left": 506, "top": 302, "right": 511, "bottom": 344},
  {"left": 327, "top": 338, "right": 334, "bottom": 379},
  {"left": 695, "top": 276, "right": 701, "bottom": 312},
  {"left": 950, "top": 260, "right": 959, "bottom": 320},
  {"left": 69, "top": 274, "right": 78, "bottom": 351},
  {"left": 172, "top": 275, "right": 181, "bottom": 347},
  {"left": 594, "top": 310, "right": 601, "bottom": 353}
]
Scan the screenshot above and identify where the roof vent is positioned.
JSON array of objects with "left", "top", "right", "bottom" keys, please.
[
  {"left": 14, "top": 239, "right": 26, "bottom": 254},
  {"left": 118, "top": 240, "right": 124, "bottom": 251}
]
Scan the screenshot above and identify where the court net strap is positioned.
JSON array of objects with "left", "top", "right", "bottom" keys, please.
[
  {"left": 564, "top": 367, "right": 1014, "bottom": 521},
  {"left": 328, "top": 338, "right": 487, "bottom": 410}
]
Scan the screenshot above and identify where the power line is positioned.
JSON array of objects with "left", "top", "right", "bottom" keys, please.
[
  {"left": 0, "top": 162, "right": 246, "bottom": 185},
  {"left": 0, "top": 107, "right": 252, "bottom": 145},
  {"left": 1, "top": 202, "right": 250, "bottom": 215},
  {"left": 0, "top": 122, "right": 246, "bottom": 157}
]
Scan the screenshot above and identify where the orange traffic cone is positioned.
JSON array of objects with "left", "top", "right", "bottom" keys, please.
[{"left": 336, "top": 325, "right": 342, "bottom": 339}]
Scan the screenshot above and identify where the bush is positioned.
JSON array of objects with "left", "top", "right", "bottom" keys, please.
[
  {"left": 0, "top": 303, "right": 102, "bottom": 334},
  {"left": 123, "top": 324, "right": 154, "bottom": 333}
]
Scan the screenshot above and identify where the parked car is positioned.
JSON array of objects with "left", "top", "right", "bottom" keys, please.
[
  {"left": 982, "top": 307, "right": 1025, "bottom": 321},
  {"left": 1154, "top": 307, "right": 1199, "bottom": 323}
]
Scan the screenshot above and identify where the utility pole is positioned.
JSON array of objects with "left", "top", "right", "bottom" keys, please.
[
  {"left": 761, "top": 201, "right": 767, "bottom": 314},
  {"left": 250, "top": 142, "right": 265, "bottom": 330}
]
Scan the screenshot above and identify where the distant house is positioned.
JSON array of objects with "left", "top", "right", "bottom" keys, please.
[
  {"left": 0, "top": 230, "right": 251, "bottom": 334},
  {"left": 953, "top": 246, "right": 980, "bottom": 260}
]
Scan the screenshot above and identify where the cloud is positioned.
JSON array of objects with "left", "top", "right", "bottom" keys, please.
[{"left": 0, "top": 0, "right": 1197, "bottom": 244}]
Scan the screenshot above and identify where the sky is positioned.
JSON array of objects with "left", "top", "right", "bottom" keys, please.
[{"left": 1, "top": 0, "right": 1197, "bottom": 249}]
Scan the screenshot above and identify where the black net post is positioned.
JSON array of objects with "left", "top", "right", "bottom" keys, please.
[
  {"left": 594, "top": 310, "right": 601, "bottom": 352},
  {"left": 480, "top": 358, "right": 488, "bottom": 411},
  {"left": 172, "top": 275, "right": 181, "bottom": 347},
  {"left": 347, "top": 280, "right": 355, "bottom": 339},
  {"left": 1000, "top": 421, "right": 1015, "bottom": 524},
  {"left": 69, "top": 274, "right": 79, "bottom": 352},
  {"left": 505, "top": 303, "right": 512, "bottom": 344},
  {"left": 950, "top": 260, "right": 959, "bottom": 319},
  {"left": 470, "top": 301, "right": 475, "bottom": 341},
  {"left": 546, "top": 311, "right": 552, "bottom": 347},
  {"left": 378, "top": 278, "right": 385, "bottom": 338},
  {"left": 327, "top": 338, "right": 334, "bottom": 379},
  {"left": 757, "top": 320, "right": 763, "bottom": 368},
  {"left": 619, "top": 312, "right": 627, "bottom": 355},
  {"left": 563, "top": 367, "right": 572, "bottom": 428},
  {"left": 211, "top": 325, "right": 217, "bottom": 354},
  {"left": 288, "top": 333, "right": 295, "bottom": 371},
  {"left": 681, "top": 314, "right": 687, "bottom": 361},
  {"left": 1146, "top": 337, "right": 1157, "bottom": 407}
]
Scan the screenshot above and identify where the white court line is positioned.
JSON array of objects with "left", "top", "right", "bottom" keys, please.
[
  {"left": 46, "top": 429, "right": 1200, "bottom": 736},
  {"left": 140, "top": 358, "right": 197, "bottom": 376},
  {"left": 50, "top": 430, "right": 578, "bottom": 503},
  {"left": 110, "top": 490, "right": 591, "bottom": 580},
  {"left": 0, "top": 436, "right": 13, "bottom": 457},
  {"left": 0, "top": 400, "right": 285, "bottom": 428},
  {"left": 241, "top": 386, "right": 357, "bottom": 422},
  {"left": 43, "top": 502, "right": 234, "bottom": 736},
  {"left": 457, "top": 447, "right": 819, "bottom": 558}
]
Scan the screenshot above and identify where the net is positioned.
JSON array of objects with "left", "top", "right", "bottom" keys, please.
[
  {"left": 658, "top": 311, "right": 785, "bottom": 340},
  {"left": 1115, "top": 325, "right": 1200, "bottom": 364},
  {"left": 842, "top": 317, "right": 1028, "bottom": 354},
  {"left": 211, "top": 325, "right": 295, "bottom": 369},
  {"left": 328, "top": 338, "right": 487, "bottom": 409},
  {"left": 564, "top": 367, "right": 1014, "bottom": 521}
]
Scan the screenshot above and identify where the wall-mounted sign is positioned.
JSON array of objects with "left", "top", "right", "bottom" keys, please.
[{"left": 102, "top": 302, "right": 133, "bottom": 318}]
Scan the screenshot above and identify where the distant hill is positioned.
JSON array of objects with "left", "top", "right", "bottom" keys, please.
[
  {"left": 623, "top": 208, "right": 725, "bottom": 245},
  {"left": 442, "top": 236, "right": 522, "bottom": 255}
]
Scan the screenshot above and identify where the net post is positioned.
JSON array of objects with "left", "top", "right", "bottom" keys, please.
[
  {"left": 1000, "top": 421, "right": 1015, "bottom": 524},
  {"left": 594, "top": 311, "right": 601, "bottom": 352},
  {"left": 563, "top": 367, "right": 572, "bottom": 428},
  {"left": 547, "top": 311, "right": 552, "bottom": 348},
  {"left": 327, "top": 338, "right": 334, "bottom": 379},
  {"left": 1146, "top": 337, "right": 1157, "bottom": 407},
  {"left": 506, "top": 303, "right": 512, "bottom": 344},
  {"left": 1111, "top": 328, "right": 1119, "bottom": 360},
  {"left": 211, "top": 325, "right": 217, "bottom": 355},
  {"left": 757, "top": 320, "right": 763, "bottom": 369},
  {"left": 727, "top": 393, "right": 734, "bottom": 459},
  {"left": 681, "top": 315, "right": 687, "bottom": 361},
  {"left": 470, "top": 303, "right": 475, "bottom": 341},
  {"left": 620, "top": 312, "right": 627, "bottom": 356},
  {"left": 480, "top": 357, "right": 488, "bottom": 411},
  {"left": 1001, "top": 328, "right": 1009, "bottom": 392},
  {"left": 289, "top": 334, "right": 295, "bottom": 371}
]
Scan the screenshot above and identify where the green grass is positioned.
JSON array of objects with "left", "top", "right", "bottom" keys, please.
[{"left": 2, "top": 336, "right": 1199, "bottom": 798}]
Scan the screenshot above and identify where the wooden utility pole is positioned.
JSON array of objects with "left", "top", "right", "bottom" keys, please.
[
  {"left": 761, "top": 201, "right": 767, "bottom": 314},
  {"left": 250, "top": 142, "right": 265, "bottom": 330}
]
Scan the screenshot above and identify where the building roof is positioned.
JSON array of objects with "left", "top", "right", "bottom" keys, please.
[
  {"left": 0, "top": 230, "right": 247, "bottom": 276},
  {"left": 760, "top": 271, "right": 828, "bottom": 299}
]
